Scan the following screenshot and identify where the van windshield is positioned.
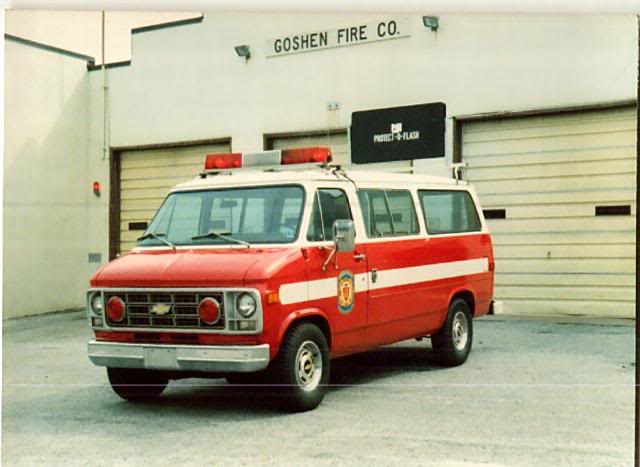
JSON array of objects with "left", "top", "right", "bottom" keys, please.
[{"left": 137, "top": 185, "right": 305, "bottom": 247}]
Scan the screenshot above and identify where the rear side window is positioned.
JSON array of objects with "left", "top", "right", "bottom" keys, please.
[
  {"left": 307, "top": 189, "right": 352, "bottom": 241},
  {"left": 419, "top": 190, "right": 482, "bottom": 235},
  {"left": 358, "top": 189, "right": 419, "bottom": 238}
]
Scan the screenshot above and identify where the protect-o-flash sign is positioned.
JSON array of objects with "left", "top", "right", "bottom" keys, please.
[{"left": 350, "top": 102, "right": 446, "bottom": 164}]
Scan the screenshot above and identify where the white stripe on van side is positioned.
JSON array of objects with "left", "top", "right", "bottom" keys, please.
[{"left": 278, "top": 258, "right": 488, "bottom": 305}]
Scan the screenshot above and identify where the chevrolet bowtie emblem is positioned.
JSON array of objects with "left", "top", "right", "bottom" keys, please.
[{"left": 151, "top": 303, "right": 171, "bottom": 315}]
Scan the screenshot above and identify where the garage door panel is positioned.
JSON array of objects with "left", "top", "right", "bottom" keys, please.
[
  {"left": 490, "top": 230, "right": 635, "bottom": 245},
  {"left": 121, "top": 165, "right": 205, "bottom": 181},
  {"left": 120, "top": 199, "right": 168, "bottom": 213},
  {"left": 463, "top": 115, "right": 635, "bottom": 144},
  {"left": 121, "top": 230, "right": 146, "bottom": 243},
  {"left": 121, "top": 187, "right": 170, "bottom": 201},
  {"left": 470, "top": 158, "right": 635, "bottom": 182},
  {"left": 480, "top": 189, "right": 635, "bottom": 207},
  {"left": 120, "top": 154, "right": 208, "bottom": 169},
  {"left": 464, "top": 146, "right": 635, "bottom": 169},
  {"left": 119, "top": 147, "right": 218, "bottom": 166},
  {"left": 120, "top": 210, "right": 159, "bottom": 222},
  {"left": 121, "top": 176, "right": 200, "bottom": 191},
  {"left": 500, "top": 300, "right": 634, "bottom": 318},
  {"left": 494, "top": 243, "right": 635, "bottom": 259},
  {"left": 496, "top": 258, "right": 634, "bottom": 275},
  {"left": 486, "top": 216, "right": 634, "bottom": 234},
  {"left": 475, "top": 173, "right": 636, "bottom": 196},
  {"left": 463, "top": 131, "right": 634, "bottom": 158},
  {"left": 495, "top": 272, "right": 635, "bottom": 288},
  {"left": 497, "top": 285, "right": 634, "bottom": 302},
  {"left": 491, "top": 203, "right": 636, "bottom": 219}
]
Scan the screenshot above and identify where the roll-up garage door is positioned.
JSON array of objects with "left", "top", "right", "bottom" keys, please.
[
  {"left": 267, "top": 131, "right": 412, "bottom": 173},
  {"left": 119, "top": 141, "right": 231, "bottom": 253},
  {"left": 461, "top": 106, "right": 636, "bottom": 318}
]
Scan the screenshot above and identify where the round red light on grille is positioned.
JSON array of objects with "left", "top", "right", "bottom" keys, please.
[
  {"left": 198, "top": 297, "right": 221, "bottom": 325},
  {"left": 106, "top": 296, "right": 126, "bottom": 322}
]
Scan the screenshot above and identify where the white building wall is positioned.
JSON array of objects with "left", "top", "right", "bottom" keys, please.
[
  {"left": 100, "top": 13, "right": 636, "bottom": 155},
  {"left": 4, "top": 38, "right": 102, "bottom": 318}
]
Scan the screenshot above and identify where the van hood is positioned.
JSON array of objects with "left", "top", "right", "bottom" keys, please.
[{"left": 90, "top": 247, "right": 295, "bottom": 288}]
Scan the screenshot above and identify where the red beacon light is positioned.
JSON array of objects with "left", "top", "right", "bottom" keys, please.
[
  {"left": 203, "top": 147, "right": 332, "bottom": 172},
  {"left": 204, "top": 153, "right": 242, "bottom": 171},
  {"left": 281, "top": 147, "right": 332, "bottom": 165}
]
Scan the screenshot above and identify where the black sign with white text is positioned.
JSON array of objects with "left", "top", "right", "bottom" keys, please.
[{"left": 350, "top": 102, "right": 446, "bottom": 164}]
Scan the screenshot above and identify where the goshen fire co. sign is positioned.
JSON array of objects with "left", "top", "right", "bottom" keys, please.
[
  {"left": 350, "top": 103, "right": 446, "bottom": 164},
  {"left": 266, "top": 18, "right": 410, "bottom": 58}
]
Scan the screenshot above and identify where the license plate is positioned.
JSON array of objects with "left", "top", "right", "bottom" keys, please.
[{"left": 144, "top": 347, "right": 177, "bottom": 369}]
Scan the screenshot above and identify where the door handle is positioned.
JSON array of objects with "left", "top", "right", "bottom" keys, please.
[{"left": 353, "top": 252, "right": 366, "bottom": 262}]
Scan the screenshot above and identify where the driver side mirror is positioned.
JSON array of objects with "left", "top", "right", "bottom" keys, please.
[{"left": 333, "top": 219, "right": 355, "bottom": 252}]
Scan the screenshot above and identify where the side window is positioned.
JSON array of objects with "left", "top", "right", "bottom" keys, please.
[
  {"left": 358, "top": 189, "right": 419, "bottom": 237},
  {"left": 307, "top": 189, "right": 352, "bottom": 241},
  {"left": 419, "top": 190, "right": 482, "bottom": 235},
  {"left": 386, "top": 190, "right": 419, "bottom": 235}
]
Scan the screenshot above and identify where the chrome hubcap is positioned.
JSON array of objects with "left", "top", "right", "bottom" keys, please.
[
  {"left": 295, "top": 340, "right": 322, "bottom": 392},
  {"left": 452, "top": 311, "right": 469, "bottom": 351}
]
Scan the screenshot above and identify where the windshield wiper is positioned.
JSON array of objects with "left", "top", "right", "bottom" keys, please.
[
  {"left": 191, "top": 231, "right": 250, "bottom": 248},
  {"left": 137, "top": 232, "right": 176, "bottom": 250}
]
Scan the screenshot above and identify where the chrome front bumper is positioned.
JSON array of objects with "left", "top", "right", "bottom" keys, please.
[{"left": 87, "top": 339, "right": 270, "bottom": 373}]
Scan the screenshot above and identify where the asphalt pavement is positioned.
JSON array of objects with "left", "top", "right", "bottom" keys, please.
[{"left": 2, "top": 311, "right": 635, "bottom": 466}]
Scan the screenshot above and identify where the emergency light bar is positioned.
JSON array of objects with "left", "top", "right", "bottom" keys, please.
[{"left": 204, "top": 147, "right": 332, "bottom": 172}]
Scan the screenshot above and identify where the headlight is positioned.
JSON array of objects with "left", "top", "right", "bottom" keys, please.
[
  {"left": 90, "top": 292, "right": 103, "bottom": 316},
  {"left": 236, "top": 292, "right": 257, "bottom": 318}
]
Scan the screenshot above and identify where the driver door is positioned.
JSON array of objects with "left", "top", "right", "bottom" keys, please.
[{"left": 305, "top": 187, "right": 369, "bottom": 357}]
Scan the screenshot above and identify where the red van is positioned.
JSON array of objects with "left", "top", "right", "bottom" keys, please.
[{"left": 87, "top": 147, "right": 494, "bottom": 412}]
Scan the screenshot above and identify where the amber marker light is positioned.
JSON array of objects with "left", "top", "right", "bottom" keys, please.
[{"left": 267, "top": 291, "right": 280, "bottom": 305}]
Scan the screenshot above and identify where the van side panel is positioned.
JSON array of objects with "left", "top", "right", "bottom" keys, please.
[{"left": 364, "top": 233, "right": 493, "bottom": 348}]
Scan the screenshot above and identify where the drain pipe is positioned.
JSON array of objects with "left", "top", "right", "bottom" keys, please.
[{"left": 101, "top": 11, "right": 108, "bottom": 160}]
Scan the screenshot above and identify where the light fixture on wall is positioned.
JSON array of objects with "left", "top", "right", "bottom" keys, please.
[
  {"left": 422, "top": 16, "right": 439, "bottom": 31},
  {"left": 234, "top": 45, "right": 251, "bottom": 61}
]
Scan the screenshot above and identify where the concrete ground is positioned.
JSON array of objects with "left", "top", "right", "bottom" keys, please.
[{"left": 2, "top": 311, "right": 635, "bottom": 466}]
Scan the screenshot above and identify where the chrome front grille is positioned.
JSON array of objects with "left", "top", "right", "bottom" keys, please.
[{"left": 104, "top": 291, "right": 225, "bottom": 330}]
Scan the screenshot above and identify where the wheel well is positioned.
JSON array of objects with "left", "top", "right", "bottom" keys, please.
[
  {"left": 452, "top": 291, "right": 475, "bottom": 316},
  {"left": 287, "top": 315, "right": 332, "bottom": 350}
]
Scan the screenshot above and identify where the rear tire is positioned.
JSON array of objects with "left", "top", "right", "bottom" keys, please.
[
  {"left": 431, "top": 298, "right": 473, "bottom": 367},
  {"left": 107, "top": 368, "right": 168, "bottom": 401},
  {"left": 270, "top": 323, "right": 330, "bottom": 412}
]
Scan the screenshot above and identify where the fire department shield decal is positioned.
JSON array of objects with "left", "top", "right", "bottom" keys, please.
[{"left": 337, "top": 270, "right": 355, "bottom": 314}]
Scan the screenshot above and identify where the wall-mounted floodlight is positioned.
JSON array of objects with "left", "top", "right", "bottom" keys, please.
[
  {"left": 422, "top": 16, "right": 439, "bottom": 31},
  {"left": 234, "top": 44, "right": 251, "bottom": 61}
]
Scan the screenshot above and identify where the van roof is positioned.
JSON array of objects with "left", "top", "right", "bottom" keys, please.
[{"left": 172, "top": 168, "right": 461, "bottom": 191}]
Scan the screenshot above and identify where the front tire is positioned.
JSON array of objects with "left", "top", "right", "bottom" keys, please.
[
  {"left": 271, "top": 323, "right": 330, "bottom": 412},
  {"left": 107, "top": 368, "right": 169, "bottom": 401},
  {"left": 431, "top": 298, "right": 473, "bottom": 367}
]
